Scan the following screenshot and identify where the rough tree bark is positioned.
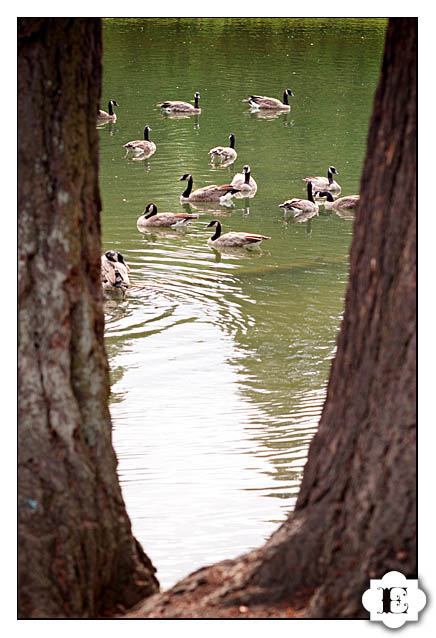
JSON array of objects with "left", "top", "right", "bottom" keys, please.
[
  {"left": 18, "top": 18, "right": 159, "bottom": 618},
  {"left": 128, "top": 17, "right": 416, "bottom": 619}
]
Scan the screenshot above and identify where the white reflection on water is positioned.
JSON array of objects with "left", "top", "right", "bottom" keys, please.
[{"left": 107, "top": 253, "right": 325, "bottom": 587}]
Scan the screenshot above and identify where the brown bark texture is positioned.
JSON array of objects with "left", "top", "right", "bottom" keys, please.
[
  {"left": 128, "top": 17, "right": 416, "bottom": 619},
  {"left": 18, "top": 18, "right": 159, "bottom": 618}
]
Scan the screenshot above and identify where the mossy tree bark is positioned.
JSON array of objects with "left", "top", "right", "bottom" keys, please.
[
  {"left": 18, "top": 18, "right": 159, "bottom": 618},
  {"left": 130, "top": 17, "right": 416, "bottom": 619}
]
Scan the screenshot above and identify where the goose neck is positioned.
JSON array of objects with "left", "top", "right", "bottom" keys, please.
[
  {"left": 283, "top": 90, "right": 289, "bottom": 105},
  {"left": 145, "top": 204, "right": 157, "bottom": 218},
  {"left": 211, "top": 222, "right": 222, "bottom": 241},
  {"left": 229, "top": 135, "right": 235, "bottom": 149},
  {"left": 182, "top": 176, "right": 193, "bottom": 198},
  {"left": 244, "top": 170, "right": 251, "bottom": 185},
  {"left": 307, "top": 182, "right": 314, "bottom": 203},
  {"left": 328, "top": 168, "right": 333, "bottom": 184},
  {"left": 144, "top": 127, "right": 150, "bottom": 141},
  {"left": 194, "top": 94, "right": 200, "bottom": 109},
  {"left": 108, "top": 101, "right": 114, "bottom": 115}
]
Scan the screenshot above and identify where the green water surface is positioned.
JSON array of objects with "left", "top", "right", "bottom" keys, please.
[{"left": 99, "top": 17, "right": 386, "bottom": 588}]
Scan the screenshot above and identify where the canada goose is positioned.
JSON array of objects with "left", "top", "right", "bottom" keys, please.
[
  {"left": 101, "top": 250, "right": 130, "bottom": 296},
  {"left": 206, "top": 220, "right": 270, "bottom": 248},
  {"left": 98, "top": 100, "right": 119, "bottom": 121},
  {"left": 157, "top": 91, "right": 201, "bottom": 114},
  {"left": 231, "top": 165, "right": 257, "bottom": 193},
  {"left": 123, "top": 125, "right": 156, "bottom": 156},
  {"left": 279, "top": 181, "right": 319, "bottom": 215},
  {"left": 315, "top": 191, "right": 360, "bottom": 210},
  {"left": 304, "top": 166, "right": 341, "bottom": 192},
  {"left": 179, "top": 173, "right": 241, "bottom": 203},
  {"left": 243, "top": 88, "right": 294, "bottom": 111},
  {"left": 137, "top": 203, "right": 199, "bottom": 229},
  {"left": 209, "top": 134, "right": 237, "bottom": 163}
]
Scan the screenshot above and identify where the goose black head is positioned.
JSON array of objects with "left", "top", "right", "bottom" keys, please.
[
  {"left": 317, "top": 191, "right": 334, "bottom": 202},
  {"left": 286, "top": 88, "right": 294, "bottom": 97},
  {"left": 329, "top": 166, "right": 338, "bottom": 175},
  {"left": 110, "top": 100, "right": 120, "bottom": 107},
  {"left": 117, "top": 252, "right": 127, "bottom": 265},
  {"left": 179, "top": 173, "right": 192, "bottom": 181},
  {"left": 143, "top": 202, "right": 158, "bottom": 215},
  {"left": 206, "top": 220, "right": 219, "bottom": 228},
  {"left": 105, "top": 250, "right": 117, "bottom": 262},
  {"left": 243, "top": 165, "right": 251, "bottom": 173},
  {"left": 194, "top": 92, "right": 200, "bottom": 99}
]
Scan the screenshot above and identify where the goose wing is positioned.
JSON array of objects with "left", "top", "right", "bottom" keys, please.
[
  {"left": 280, "top": 198, "right": 315, "bottom": 213},
  {"left": 250, "top": 95, "right": 282, "bottom": 108},
  {"left": 335, "top": 195, "right": 360, "bottom": 209},
  {"left": 101, "top": 256, "right": 117, "bottom": 286},
  {"left": 209, "top": 145, "right": 233, "bottom": 156},
  {"left": 304, "top": 176, "right": 324, "bottom": 183},
  {"left": 123, "top": 139, "right": 144, "bottom": 149},
  {"left": 209, "top": 145, "right": 225, "bottom": 155},
  {"left": 196, "top": 184, "right": 237, "bottom": 194},
  {"left": 158, "top": 212, "right": 199, "bottom": 226},
  {"left": 157, "top": 100, "right": 194, "bottom": 111},
  {"left": 243, "top": 94, "right": 265, "bottom": 104},
  {"left": 222, "top": 232, "right": 270, "bottom": 246}
]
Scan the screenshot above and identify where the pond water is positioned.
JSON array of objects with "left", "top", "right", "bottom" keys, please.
[{"left": 99, "top": 17, "right": 386, "bottom": 589}]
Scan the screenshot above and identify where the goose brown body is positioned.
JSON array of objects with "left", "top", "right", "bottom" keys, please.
[
  {"left": 137, "top": 203, "right": 199, "bottom": 228},
  {"left": 98, "top": 99, "right": 119, "bottom": 121},
  {"left": 179, "top": 174, "right": 240, "bottom": 203},
  {"left": 231, "top": 165, "right": 257, "bottom": 194},
  {"left": 157, "top": 91, "right": 201, "bottom": 113},
  {"left": 279, "top": 181, "right": 319, "bottom": 214},
  {"left": 206, "top": 220, "right": 270, "bottom": 248},
  {"left": 316, "top": 191, "right": 360, "bottom": 210},
  {"left": 101, "top": 250, "right": 130, "bottom": 295},
  {"left": 243, "top": 88, "right": 294, "bottom": 110},
  {"left": 209, "top": 134, "right": 237, "bottom": 162},
  {"left": 304, "top": 166, "right": 341, "bottom": 192},
  {"left": 123, "top": 125, "right": 156, "bottom": 156}
]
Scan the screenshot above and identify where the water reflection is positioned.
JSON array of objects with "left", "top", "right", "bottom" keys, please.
[
  {"left": 246, "top": 110, "right": 293, "bottom": 126},
  {"left": 160, "top": 112, "right": 201, "bottom": 129},
  {"left": 334, "top": 208, "right": 356, "bottom": 221},
  {"left": 282, "top": 208, "right": 319, "bottom": 224},
  {"left": 182, "top": 201, "right": 234, "bottom": 215}
]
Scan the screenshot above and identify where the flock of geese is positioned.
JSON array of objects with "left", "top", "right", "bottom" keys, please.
[{"left": 98, "top": 89, "right": 360, "bottom": 297}]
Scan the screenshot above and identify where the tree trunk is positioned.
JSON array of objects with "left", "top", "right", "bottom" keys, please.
[
  {"left": 129, "top": 17, "right": 416, "bottom": 619},
  {"left": 18, "top": 18, "right": 159, "bottom": 618}
]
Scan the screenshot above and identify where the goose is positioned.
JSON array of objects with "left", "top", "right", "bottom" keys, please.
[
  {"left": 315, "top": 191, "right": 360, "bottom": 210},
  {"left": 157, "top": 91, "right": 201, "bottom": 114},
  {"left": 98, "top": 100, "right": 119, "bottom": 121},
  {"left": 231, "top": 165, "right": 257, "bottom": 194},
  {"left": 206, "top": 220, "right": 270, "bottom": 248},
  {"left": 101, "top": 250, "right": 130, "bottom": 296},
  {"left": 209, "top": 134, "right": 237, "bottom": 163},
  {"left": 123, "top": 125, "right": 156, "bottom": 156},
  {"left": 243, "top": 88, "right": 294, "bottom": 111},
  {"left": 304, "top": 166, "right": 341, "bottom": 192},
  {"left": 137, "top": 203, "right": 199, "bottom": 229},
  {"left": 179, "top": 173, "right": 241, "bottom": 203},
  {"left": 279, "top": 181, "right": 319, "bottom": 215}
]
